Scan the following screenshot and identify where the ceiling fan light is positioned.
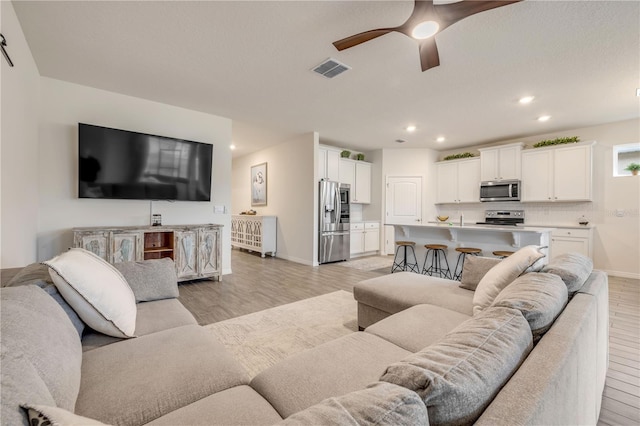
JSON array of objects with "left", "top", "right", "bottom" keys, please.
[{"left": 411, "top": 21, "right": 439, "bottom": 40}]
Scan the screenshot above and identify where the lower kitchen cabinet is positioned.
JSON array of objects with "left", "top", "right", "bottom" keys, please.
[
  {"left": 73, "top": 224, "right": 223, "bottom": 282},
  {"left": 550, "top": 227, "right": 593, "bottom": 258},
  {"left": 350, "top": 222, "right": 380, "bottom": 256}
]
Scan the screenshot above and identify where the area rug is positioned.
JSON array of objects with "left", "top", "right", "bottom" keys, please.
[
  {"left": 337, "top": 255, "right": 394, "bottom": 272},
  {"left": 205, "top": 290, "right": 357, "bottom": 377}
]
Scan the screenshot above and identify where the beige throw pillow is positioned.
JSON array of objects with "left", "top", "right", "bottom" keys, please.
[
  {"left": 43, "top": 248, "right": 137, "bottom": 338},
  {"left": 459, "top": 256, "right": 502, "bottom": 291},
  {"left": 472, "top": 245, "right": 545, "bottom": 315}
]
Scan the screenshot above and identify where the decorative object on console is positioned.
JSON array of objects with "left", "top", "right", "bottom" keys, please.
[
  {"left": 340, "top": 150, "right": 351, "bottom": 158},
  {"left": 152, "top": 214, "right": 162, "bottom": 226},
  {"left": 251, "top": 162, "right": 268, "bottom": 206},
  {"left": 332, "top": 0, "right": 522, "bottom": 72},
  {"left": 443, "top": 152, "right": 475, "bottom": 161},
  {"left": 532, "top": 136, "right": 580, "bottom": 148}
]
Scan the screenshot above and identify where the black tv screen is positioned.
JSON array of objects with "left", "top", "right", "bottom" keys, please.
[{"left": 78, "top": 123, "right": 212, "bottom": 201}]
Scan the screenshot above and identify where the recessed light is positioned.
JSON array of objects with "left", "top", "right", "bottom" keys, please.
[
  {"left": 519, "top": 96, "right": 535, "bottom": 104},
  {"left": 411, "top": 21, "right": 439, "bottom": 39},
  {"left": 537, "top": 115, "right": 551, "bottom": 122},
  {"left": 406, "top": 125, "right": 417, "bottom": 132},
  {"left": 436, "top": 136, "right": 446, "bottom": 143},
  {"left": 229, "top": 144, "right": 236, "bottom": 150}
]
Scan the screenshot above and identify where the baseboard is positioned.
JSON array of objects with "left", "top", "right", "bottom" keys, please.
[{"left": 604, "top": 269, "right": 640, "bottom": 280}]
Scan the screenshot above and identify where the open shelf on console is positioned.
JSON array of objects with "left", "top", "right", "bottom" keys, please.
[{"left": 144, "top": 231, "right": 174, "bottom": 260}]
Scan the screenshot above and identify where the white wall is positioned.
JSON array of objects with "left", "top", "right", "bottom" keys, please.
[
  {"left": 38, "top": 78, "right": 233, "bottom": 273},
  {"left": 1, "top": 1, "right": 41, "bottom": 268},
  {"left": 232, "top": 132, "right": 317, "bottom": 265},
  {"left": 437, "top": 119, "right": 640, "bottom": 278}
]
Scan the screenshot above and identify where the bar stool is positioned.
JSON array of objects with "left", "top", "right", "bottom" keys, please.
[
  {"left": 453, "top": 247, "right": 482, "bottom": 281},
  {"left": 391, "top": 241, "right": 420, "bottom": 273},
  {"left": 422, "top": 244, "right": 452, "bottom": 279},
  {"left": 493, "top": 250, "right": 515, "bottom": 259}
]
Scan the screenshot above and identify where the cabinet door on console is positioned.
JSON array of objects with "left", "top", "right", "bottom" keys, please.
[
  {"left": 174, "top": 230, "right": 199, "bottom": 280},
  {"left": 198, "top": 228, "right": 220, "bottom": 277},
  {"left": 74, "top": 231, "right": 110, "bottom": 261},
  {"left": 110, "top": 232, "right": 143, "bottom": 263}
]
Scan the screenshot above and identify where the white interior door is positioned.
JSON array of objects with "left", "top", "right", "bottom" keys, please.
[{"left": 385, "top": 176, "right": 422, "bottom": 225}]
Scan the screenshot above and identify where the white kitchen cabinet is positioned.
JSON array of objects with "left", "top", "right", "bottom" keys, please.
[
  {"left": 479, "top": 142, "right": 523, "bottom": 181},
  {"left": 339, "top": 158, "right": 371, "bottom": 204},
  {"left": 521, "top": 141, "right": 594, "bottom": 202},
  {"left": 318, "top": 145, "right": 340, "bottom": 182},
  {"left": 350, "top": 222, "right": 379, "bottom": 256},
  {"left": 550, "top": 227, "right": 593, "bottom": 258},
  {"left": 435, "top": 158, "right": 480, "bottom": 204}
]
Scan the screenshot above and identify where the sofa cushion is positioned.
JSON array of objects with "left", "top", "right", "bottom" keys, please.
[
  {"left": 75, "top": 325, "right": 249, "bottom": 425},
  {"left": 365, "top": 304, "right": 471, "bottom": 352},
  {"left": 114, "top": 258, "right": 179, "bottom": 302},
  {"left": 459, "top": 256, "right": 502, "bottom": 291},
  {"left": 1, "top": 286, "right": 82, "bottom": 426},
  {"left": 4, "top": 262, "right": 53, "bottom": 287},
  {"left": 354, "top": 272, "right": 474, "bottom": 318},
  {"left": 380, "top": 307, "right": 533, "bottom": 425},
  {"left": 43, "top": 248, "right": 137, "bottom": 338},
  {"left": 81, "top": 298, "right": 198, "bottom": 351},
  {"left": 148, "top": 385, "right": 283, "bottom": 425},
  {"left": 3, "top": 263, "right": 85, "bottom": 336},
  {"left": 279, "top": 382, "right": 428, "bottom": 426},
  {"left": 250, "top": 332, "right": 411, "bottom": 418},
  {"left": 472, "top": 245, "right": 546, "bottom": 315},
  {"left": 492, "top": 272, "right": 568, "bottom": 339},
  {"left": 22, "top": 404, "right": 107, "bottom": 426},
  {"left": 541, "top": 252, "right": 593, "bottom": 294}
]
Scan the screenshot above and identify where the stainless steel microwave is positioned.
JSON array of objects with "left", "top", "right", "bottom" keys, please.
[{"left": 480, "top": 180, "right": 521, "bottom": 202}]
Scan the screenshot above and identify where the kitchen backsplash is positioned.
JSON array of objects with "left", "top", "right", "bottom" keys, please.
[{"left": 436, "top": 201, "right": 638, "bottom": 227}]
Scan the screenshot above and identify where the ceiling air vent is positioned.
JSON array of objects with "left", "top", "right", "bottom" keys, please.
[{"left": 312, "top": 58, "right": 351, "bottom": 78}]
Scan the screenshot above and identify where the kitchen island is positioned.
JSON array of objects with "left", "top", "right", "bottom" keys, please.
[{"left": 388, "top": 222, "right": 554, "bottom": 271}]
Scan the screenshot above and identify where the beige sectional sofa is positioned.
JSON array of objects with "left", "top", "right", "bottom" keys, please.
[{"left": 1, "top": 247, "right": 607, "bottom": 425}]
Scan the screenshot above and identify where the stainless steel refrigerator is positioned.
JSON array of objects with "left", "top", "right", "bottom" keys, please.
[{"left": 319, "top": 180, "right": 350, "bottom": 264}]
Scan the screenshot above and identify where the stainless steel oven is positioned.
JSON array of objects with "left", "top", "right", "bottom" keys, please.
[{"left": 480, "top": 180, "right": 521, "bottom": 202}]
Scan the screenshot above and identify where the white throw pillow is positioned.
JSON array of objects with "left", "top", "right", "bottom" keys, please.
[
  {"left": 43, "top": 248, "right": 136, "bottom": 338},
  {"left": 472, "top": 245, "right": 546, "bottom": 315}
]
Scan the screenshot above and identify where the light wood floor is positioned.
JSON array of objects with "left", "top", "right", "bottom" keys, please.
[{"left": 180, "top": 249, "right": 640, "bottom": 425}]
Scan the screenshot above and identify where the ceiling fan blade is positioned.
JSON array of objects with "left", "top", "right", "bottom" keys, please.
[
  {"left": 419, "top": 37, "right": 440, "bottom": 72},
  {"left": 333, "top": 28, "right": 395, "bottom": 51},
  {"left": 438, "top": 0, "right": 523, "bottom": 26}
]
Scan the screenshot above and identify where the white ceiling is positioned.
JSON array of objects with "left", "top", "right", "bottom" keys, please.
[{"left": 12, "top": 0, "right": 640, "bottom": 157}]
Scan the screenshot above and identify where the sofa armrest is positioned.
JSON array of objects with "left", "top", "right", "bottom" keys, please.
[{"left": 114, "top": 258, "right": 179, "bottom": 302}]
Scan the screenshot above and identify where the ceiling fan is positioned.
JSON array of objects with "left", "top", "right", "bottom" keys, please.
[{"left": 333, "top": 0, "right": 523, "bottom": 72}]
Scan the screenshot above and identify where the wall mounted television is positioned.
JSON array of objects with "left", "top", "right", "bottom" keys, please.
[{"left": 78, "top": 123, "right": 213, "bottom": 201}]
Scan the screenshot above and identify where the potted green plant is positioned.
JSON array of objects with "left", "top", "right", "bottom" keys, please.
[
  {"left": 340, "top": 150, "right": 351, "bottom": 158},
  {"left": 355, "top": 153, "right": 365, "bottom": 161},
  {"left": 625, "top": 162, "right": 640, "bottom": 176}
]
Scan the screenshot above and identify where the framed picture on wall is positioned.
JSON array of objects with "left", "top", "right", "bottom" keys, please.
[{"left": 251, "top": 162, "right": 267, "bottom": 206}]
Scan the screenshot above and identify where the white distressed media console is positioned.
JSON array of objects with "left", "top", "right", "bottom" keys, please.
[{"left": 231, "top": 215, "right": 277, "bottom": 257}]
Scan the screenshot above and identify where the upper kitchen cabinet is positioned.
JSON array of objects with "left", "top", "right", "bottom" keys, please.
[
  {"left": 479, "top": 142, "right": 524, "bottom": 181},
  {"left": 436, "top": 158, "right": 481, "bottom": 204},
  {"left": 339, "top": 158, "right": 371, "bottom": 204},
  {"left": 521, "top": 141, "right": 595, "bottom": 202},
  {"left": 318, "top": 145, "right": 341, "bottom": 182}
]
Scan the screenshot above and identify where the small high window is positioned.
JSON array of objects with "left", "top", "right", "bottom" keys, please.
[{"left": 613, "top": 143, "right": 640, "bottom": 176}]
